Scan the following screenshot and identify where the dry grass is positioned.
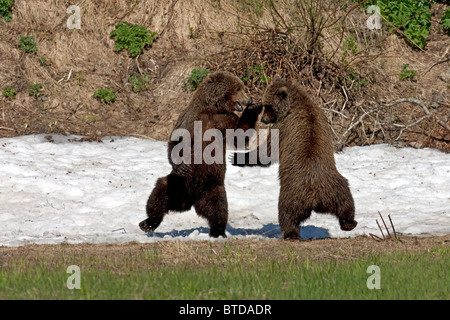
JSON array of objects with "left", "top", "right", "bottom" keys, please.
[{"left": 1, "top": 235, "right": 449, "bottom": 272}]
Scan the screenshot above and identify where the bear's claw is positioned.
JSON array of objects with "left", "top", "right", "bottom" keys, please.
[{"left": 139, "top": 219, "right": 156, "bottom": 233}]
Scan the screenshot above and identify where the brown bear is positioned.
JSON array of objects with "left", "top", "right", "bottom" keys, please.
[
  {"left": 231, "top": 77, "right": 357, "bottom": 240},
  {"left": 139, "top": 71, "right": 260, "bottom": 238}
]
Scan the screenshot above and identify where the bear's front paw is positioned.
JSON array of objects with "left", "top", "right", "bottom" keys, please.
[{"left": 247, "top": 103, "right": 263, "bottom": 114}]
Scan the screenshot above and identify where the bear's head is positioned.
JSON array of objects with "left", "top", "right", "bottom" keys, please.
[
  {"left": 261, "top": 76, "right": 290, "bottom": 124},
  {"left": 197, "top": 71, "right": 252, "bottom": 114}
]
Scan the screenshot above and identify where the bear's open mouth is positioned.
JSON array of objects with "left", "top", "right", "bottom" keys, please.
[{"left": 235, "top": 101, "right": 244, "bottom": 112}]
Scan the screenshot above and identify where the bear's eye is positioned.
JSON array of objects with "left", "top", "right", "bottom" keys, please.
[{"left": 236, "top": 87, "right": 242, "bottom": 92}]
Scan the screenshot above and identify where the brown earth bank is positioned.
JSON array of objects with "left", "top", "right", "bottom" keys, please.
[
  {"left": 1, "top": 235, "right": 449, "bottom": 270},
  {"left": 0, "top": 0, "right": 448, "bottom": 151}
]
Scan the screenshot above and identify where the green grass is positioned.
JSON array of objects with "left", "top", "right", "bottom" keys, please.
[{"left": 0, "top": 246, "right": 448, "bottom": 300}]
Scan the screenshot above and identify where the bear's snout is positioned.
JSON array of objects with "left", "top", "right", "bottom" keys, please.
[
  {"left": 235, "top": 98, "right": 252, "bottom": 112},
  {"left": 244, "top": 97, "right": 253, "bottom": 106},
  {"left": 261, "top": 105, "right": 277, "bottom": 124}
]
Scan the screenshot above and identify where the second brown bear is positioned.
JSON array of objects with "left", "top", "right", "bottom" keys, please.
[{"left": 232, "top": 77, "right": 357, "bottom": 240}]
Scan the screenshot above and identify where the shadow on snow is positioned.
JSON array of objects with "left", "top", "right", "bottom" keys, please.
[{"left": 146, "top": 223, "right": 330, "bottom": 240}]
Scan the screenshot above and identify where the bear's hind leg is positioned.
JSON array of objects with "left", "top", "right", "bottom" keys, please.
[
  {"left": 337, "top": 196, "right": 357, "bottom": 231},
  {"left": 279, "top": 201, "right": 311, "bottom": 240},
  {"left": 194, "top": 186, "right": 228, "bottom": 238},
  {"left": 338, "top": 205, "right": 357, "bottom": 231},
  {"left": 139, "top": 173, "right": 191, "bottom": 233},
  {"left": 323, "top": 177, "right": 357, "bottom": 232}
]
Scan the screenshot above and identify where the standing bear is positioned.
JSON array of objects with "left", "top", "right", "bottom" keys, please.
[
  {"left": 232, "top": 77, "right": 357, "bottom": 240},
  {"left": 139, "top": 71, "right": 260, "bottom": 238}
]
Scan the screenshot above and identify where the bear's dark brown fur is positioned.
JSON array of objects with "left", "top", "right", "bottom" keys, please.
[
  {"left": 232, "top": 78, "right": 357, "bottom": 240},
  {"left": 139, "top": 71, "right": 259, "bottom": 238}
]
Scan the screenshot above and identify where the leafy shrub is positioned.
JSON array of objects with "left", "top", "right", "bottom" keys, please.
[
  {"left": 241, "top": 64, "right": 270, "bottom": 85},
  {"left": 442, "top": 9, "right": 450, "bottom": 35},
  {"left": 345, "top": 67, "right": 367, "bottom": 89},
  {"left": 110, "top": 22, "right": 157, "bottom": 58},
  {"left": 185, "top": 69, "right": 210, "bottom": 91},
  {"left": 343, "top": 36, "right": 358, "bottom": 54},
  {"left": 128, "top": 74, "right": 150, "bottom": 93},
  {"left": 2, "top": 86, "right": 16, "bottom": 99},
  {"left": 399, "top": 64, "right": 417, "bottom": 81},
  {"left": 0, "top": 0, "right": 13, "bottom": 22},
  {"left": 356, "top": 0, "right": 434, "bottom": 49},
  {"left": 94, "top": 88, "right": 116, "bottom": 103},
  {"left": 19, "top": 35, "right": 37, "bottom": 53},
  {"left": 29, "top": 83, "right": 43, "bottom": 96}
]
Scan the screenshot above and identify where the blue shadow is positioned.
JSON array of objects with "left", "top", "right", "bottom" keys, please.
[{"left": 148, "top": 223, "right": 330, "bottom": 240}]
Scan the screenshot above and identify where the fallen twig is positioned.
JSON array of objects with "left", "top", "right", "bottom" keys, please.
[
  {"left": 376, "top": 219, "right": 385, "bottom": 240},
  {"left": 0, "top": 127, "right": 15, "bottom": 131},
  {"left": 369, "top": 233, "right": 383, "bottom": 241}
]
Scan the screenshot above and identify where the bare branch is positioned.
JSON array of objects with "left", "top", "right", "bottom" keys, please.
[
  {"left": 379, "top": 211, "right": 392, "bottom": 240},
  {"left": 339, "top": 98, "right": 450, "bottom": 146},
  {"left": 388, "top": 215, "right": 398, "bottom": 240}
]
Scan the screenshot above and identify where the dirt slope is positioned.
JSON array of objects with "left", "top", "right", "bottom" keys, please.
[{"left": 0, "top": 0, "right": 448, "bottom": 150}]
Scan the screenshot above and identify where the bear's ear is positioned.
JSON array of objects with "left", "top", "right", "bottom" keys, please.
[
  {"left": 205, "top": 73, "right": 215, "bottom": 84},
  {"left": 276, "top": 86, "right": 288, "bottom": 100},
  {"left": 273, "top": 75, "right": 282, "bottom": 82}
]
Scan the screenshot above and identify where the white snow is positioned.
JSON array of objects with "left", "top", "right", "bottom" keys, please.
[{"left": 0, "top": 134, "right": 449, "bottom": 247}]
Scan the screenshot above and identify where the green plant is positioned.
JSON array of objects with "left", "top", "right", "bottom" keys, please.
[
  {"left": 39, "top": 56, "right": 47, "bottom": 66},
  {"left": 29, "top": 83, "right": 43, "bottom": 96},
  {"left": 0, "top": 0, "right": 13, "bottom": 22},
  {"left": 188, "top": 27, "right": 200, "bottom": 39},
  {"left": 241, "top": 63, "right": 270, "bottom": 85},
  {"left": 76, "top": 73, "right": 85, "bottom": 85},
  {"left": 94, "top": 88, "right": 116, "bottom": 103},
  {"left": 399, "top": 64, "right": 417, "bottom": 81},
  {"left": 19, "top": 35, "right": 37, "bottom": 53},
  {"left": 343, "top": 35, "right": 358, "bottom": 54},
  {"left": 185, "top": 69, "right": 210, "bottom": 91},
  {"left": 442, "top": 9, "right": 450, "bottom": 35},
  {"left": 128, "top": 74, "right": 150, "bottom": 93},
  {"left": 234, "top": 0, "right": 270, "bottom": 18},
  {"left": 356, "top": 0, "right": 434, "bottom": 49},
  {"left": 110, "top": 22, "right": 157, "bottom": 58},
  {"left": 345, "top": 67, "right": 367, "bottom": 88},
  {"left": 2, "top": 86, "right": 15, "bottom": 99}
]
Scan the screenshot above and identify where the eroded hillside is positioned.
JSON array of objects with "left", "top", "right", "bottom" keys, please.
[{"left": 0, "top": 0, "right": 448, "bottom": 151}]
